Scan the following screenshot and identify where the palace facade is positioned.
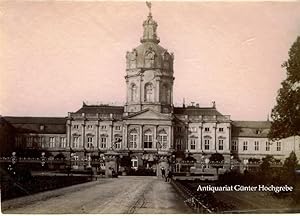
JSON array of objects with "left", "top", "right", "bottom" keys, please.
[{"left": 1, "top": 9, "right": 299, "bottom": 172}]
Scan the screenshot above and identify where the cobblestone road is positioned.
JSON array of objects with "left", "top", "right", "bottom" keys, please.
[{"left": 2, "top": 176, "right": 193, "bottom": 214}]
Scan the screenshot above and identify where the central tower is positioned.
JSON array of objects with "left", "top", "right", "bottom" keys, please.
[{"left": 124, "top": 6, "right": 175, "bottom": 114}]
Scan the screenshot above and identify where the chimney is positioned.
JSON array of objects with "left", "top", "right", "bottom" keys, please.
[{"left": 196, "top": 103, "right": 199, "bottom": 108}]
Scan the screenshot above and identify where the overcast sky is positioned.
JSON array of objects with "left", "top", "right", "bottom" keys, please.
[{"left": 1, "top": 1, "right": 300, "bottom": 120}]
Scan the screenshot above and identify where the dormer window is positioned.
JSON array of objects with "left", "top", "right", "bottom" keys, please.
[
  {"left": 256, "top": 130, "right": 262, "bottom": 135},
  {"left": 40, "top": 125, "right": 45, "bottom": 131}
]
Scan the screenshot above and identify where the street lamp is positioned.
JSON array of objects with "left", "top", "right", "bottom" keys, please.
[
  {"left": 41, "top": 152, "right": 46, "bottom": 175},
  {"left": 201, "top": 155, "right": 205, "bottom": 172},
  {"left": 205, "top": 158, "right": 210, "bottom": 169},
  {"left": 11, "top": 152, "right": 17, "bottom": 165},
  {"left": 230, "top": 155, "right": 234, "bottom": 170},
  {"left": 243, "top": 159, "right": 248, "bottom": 172}
]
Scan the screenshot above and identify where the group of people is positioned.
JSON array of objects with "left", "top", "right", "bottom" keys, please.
[{"left": 161, "top": 167, "right": 173, "bottom": 182}]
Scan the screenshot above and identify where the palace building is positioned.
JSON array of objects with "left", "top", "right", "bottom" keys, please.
[{"left": 1, "top": 8, "right": 299, "bottom": 173}]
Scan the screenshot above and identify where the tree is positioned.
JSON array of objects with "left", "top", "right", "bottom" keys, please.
[
  {"left": 269, "top": 36, "right": 300, "bottom": 140},
  {"left": 209, "top": 153, "right": 224, "bottom": 176},
  {"left": 282, "top": 151, "right": 298, "bottom": 185}
]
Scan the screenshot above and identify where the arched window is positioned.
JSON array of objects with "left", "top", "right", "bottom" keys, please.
[
  {"left": 144, "top": 129, "right": 153, "bottom": 148},
  {"left": 130, "top": 83, "right": 137, "bottom": 102},
  {"left": 145, "top": 83, "right": 153, "bottom": 102},
  {"left": 158, "top": 129, "right": 168, "bottom": 149},
  {"left": 129, "top": 129, "right": 138, "bottom": 149}
]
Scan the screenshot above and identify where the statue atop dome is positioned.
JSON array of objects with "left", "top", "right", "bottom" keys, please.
[
  {"left": 146, "top": 1, "right": 152, "bottom": 14},
  {"left": 141, "top": 2, "right": 160, "bottom": 44}
]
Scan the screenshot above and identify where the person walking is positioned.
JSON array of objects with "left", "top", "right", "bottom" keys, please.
[
  {"left": 166, "top": 169, "right": 173, "bottom": 182},
  {"left": 161, "top": 167, "right": 166, "bottom": 179}
]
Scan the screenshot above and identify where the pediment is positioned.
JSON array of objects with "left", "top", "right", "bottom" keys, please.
[{"left": 126, "top": 109, "right": 172, "bottom": 121}]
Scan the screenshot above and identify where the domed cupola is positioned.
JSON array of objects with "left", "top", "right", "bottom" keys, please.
[
  {"left": 141, "top": 12, "right": 160, "bottom": 44},
  {"left": 125, "top": 3, "right": 175, "bottom": 114}
]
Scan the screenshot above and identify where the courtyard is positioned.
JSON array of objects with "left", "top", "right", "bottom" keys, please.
[{"left": 2, "top": 176, "right": 193, "bottom": 214}]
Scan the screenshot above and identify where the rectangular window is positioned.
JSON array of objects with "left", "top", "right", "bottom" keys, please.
[
  {"left": 204, "top": 139, "right": 210, "bottom": 150},
  {"left": 190, "top": 138, "right": 196, "bottom": 150},
  {"left": 158, "top": 134, "right": 168, "bottom": 149},
  {"left": 266, "top": 142, "right": 270, "bottom": 151},
  {"left": 219, "top": 128, "right": 224, "bottom": 132},
  {"left": 60, "top": 137, "right": 66, "bottom": 148},
  {"left": 144, "top": 134, "right": 153, "bottom": 148},
  {"left": 101, "top": 125, "right": 107, "bottom": 130},
  {"left": 87, "top": 137, "right": 93, "bottom": 148},
  {"left": 243, "top": 141, "right": 248, "bottom": 151},
  {"left": 254, "top": 141, "right": 259, "bottom": 151},
  {"left": 87, "top": 125, "right": 93, "bottom": 130},
  {"left": 114, "top": 137, "right": 121, "bottom": 149},
  {"left": 132, "top": 158, "right": 138, "bottom": 169},
  {"left": 129, "top": 134, "right": 138, "bottom": 149},
  {"left": 218, "top": 139, "right": 224, "bottom": 150},
  {"left": 15, "top": 136, "right": 22, "bottom": 147},
  {"left": 276, "top": 142, "right": 281, "bottom": 151},
  {"left": 73, "top": 125, "right": 79, "bottom": 129},
  {"left": 115, "top": 126, "right": 121, "bottom": 131},
  {"left": 176, "top": 127, "right": 182, "bottom": 133},
  {"left": 101, "top": 137, "right": 107, "bottom": 149},
  {"left": 232, "top": 140, "right": 237, "bottom": 151},
  {"left": 49, "top": 137, "right": 55, "bottom": 148},
  {"left": 176, "top": 139, "right": 182, "bottom": 150},
  {"left": 204, "top": 127, "right": 210, "bottom": 132},
  {"left": 73, "top": 137, "right": 79, "bottom": 148},
  {"left": 190, "top": 127, "right": 197, "bottom": 133},
  {"left": 26, "top": 136, "right": 33, "bottom": 148}
]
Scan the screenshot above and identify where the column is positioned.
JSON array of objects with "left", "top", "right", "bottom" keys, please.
[
  {"left": 199, "top": 125, "right": 203, "bottom": 151},
  {"left": 96, "top": 120, "right": 100, "bottom": 149},
  {"left": 214, "top": 123, "right": 217, "bottom": 151},
  {"left": 168, "top": 125, "right": 172, "bottom": 149},
  {"left": 154, "top": 125, "right": 157, "bottom": 149},
  {"left": 228, "top": 125, "right": 231, "bottom": 152},
  {"left": 186, "top": 124, "right": 189, "bottom": 151},
  {"left": 82, "top": 122, "right": 86, "bottom": 149},
  {"left": 140, "top": 125, "right": 144, "bottom": 150},
  {"left": 171, "top": 124, "right": 174, "bottom": 149},
  {"left": 140, "top": 76, "right": 143, "bottom": 104},
  {"left": 155, "top": 77, "right": 160, "bottom": 103},
  {"left": 110, "top": 121, "right": 114, "bottom": 149},
  {"left": 67, "top": 121, "right": 72, "bottom": 148},
  {"left": 124, "top": 124, "right": 129, "bottom": 149}
]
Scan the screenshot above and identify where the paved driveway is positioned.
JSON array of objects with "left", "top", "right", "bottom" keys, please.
[{"left": 2, "top": 176, "right": 193, "bottom": 214}]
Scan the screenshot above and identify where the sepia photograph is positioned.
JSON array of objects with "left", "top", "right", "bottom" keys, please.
[{"left": 1, "top": 0, "right": 300, "bottom": 214}]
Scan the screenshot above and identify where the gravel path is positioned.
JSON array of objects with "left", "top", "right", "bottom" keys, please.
[{"left": 2, "top": 176, "right": 192, "bottom": 214}]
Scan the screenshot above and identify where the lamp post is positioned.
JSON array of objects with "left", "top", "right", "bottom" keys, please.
[
  {"left": 243, "top": 159, "right": 248, "bottom": 172},
  {"left": 11, "top": 151, "right": 17, "bottom": 166},
  {"left": 230, "top": 155, "right": 234, "bottom": 170},
  {"left": 41, "top": 152, "right": 46, "bottom": 175},
  {"left": 8, "top": 152, "right": 17, "bottom": 176},
  {"left": 201, "top": 155, "right": 205, "bottom": 172},
  {"left": 204, "top": 158, "right": 210, "bottom": 170}
]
